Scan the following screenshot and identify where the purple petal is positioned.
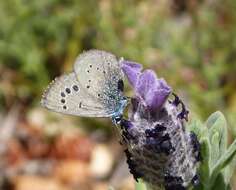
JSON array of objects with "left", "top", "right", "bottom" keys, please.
[
  {"left": 136, "top": 70, "right": 172, "bottom": 111},
  {"left": 121, "top": 60, "right": 143, "bottom": 70},
  {"left": 145, "top": 88, "right": 171, "bottom": 110},
  {"left": 121, "top": 60, "right": 143, "bottom": 87},
  {"left": 136, "top": 70, "right": 157, "bottom": 99}
]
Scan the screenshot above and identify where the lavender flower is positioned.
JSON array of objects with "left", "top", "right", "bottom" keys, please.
[{"left": 119, "top": 60, "right": 200, "bottom": 190}]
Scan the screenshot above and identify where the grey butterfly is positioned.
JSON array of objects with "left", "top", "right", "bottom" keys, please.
[{"left": 41, "top": 50, "right": 127, "bottom": 123}]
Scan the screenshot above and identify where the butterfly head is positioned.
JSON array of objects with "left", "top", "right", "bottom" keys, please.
[{"left": 111, "top": 96, "right": 128, "bottom": 125}]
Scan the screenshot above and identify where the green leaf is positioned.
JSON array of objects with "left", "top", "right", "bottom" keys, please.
[
  {"left": 223, "top": 156, "right": 236, "bottom": 185},
  {"left": 211, "top": 174, "right": 229, "bottom": 190},
  {"left": 206, "top": 111, "right": 228, "bottom": 156},
  {"left": 210, "top": 132, "right": 220, "bottom": 167},
  {"left": 210, "top": 139, "right": 236, "bottom": 188},
  {"left": 187, "top": 119, "right": 204, "bottom": 138},
  {"left": 135, "top": 181, "right": 163, "bottom": 190},
  {"left": 199, "top": 137, "right": 211, "bottom": 186},
  {"left": 205, "top": 111, "right": 222, "bottom": 128},
  {"left": 135, "top": 181, "right": 147, "bottom": 190},
  {"left": 187, "top": 119, "right": 209, "bottom": 152},
  {"left": 192, "top": 183, "right": 205, "bottom": 190}
]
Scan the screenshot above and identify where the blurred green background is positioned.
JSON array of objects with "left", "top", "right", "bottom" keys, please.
[{"left": 0, "top": 0, "right": 236, "bottom": 189}]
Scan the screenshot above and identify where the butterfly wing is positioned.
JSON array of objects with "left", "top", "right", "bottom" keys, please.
[
  {"left": 73, "top": 50, "right": 125, "bottom": 114},
  {"left": 41, "top": 72, "right": 113, "bottom": 117}
]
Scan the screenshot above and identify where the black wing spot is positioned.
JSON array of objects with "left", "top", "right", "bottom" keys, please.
[
  {"left": 87, "top": 70, "right": 90, "bottom": 73},
  {"left": 89, "top": 65, "right": 92, "bottom": 68},
  {"left": 98, "top": 94, "right": 101, "bottom": 97},
  {"left": 97, "top": 67, "right": 99, "bottom": 70},
  {"left": 88, "top": 80, "right": 91, "bottom": 82},
  {"left": 73, "top": 85, "right": 79, "bottom": 91},
  {"left": 103, "top": 71, "right": 106, "bottom": 74},
  {"left": 65, "top": 88, "right": 71, "bottom": 94},
  {"left": 63, "top": 105, "right": 67, "bottom": 109},
  {"left": 87, "top": 85, "right": 90, "bottom": 89},
  {"left": 61, "top": 92, "right": 66, "bottom": 97},
  {"left": 61, "top": 99, "right": 65, "bottom": 103},
  {"left": 118, "top": 80, "right": 124, "bottom": 92}
]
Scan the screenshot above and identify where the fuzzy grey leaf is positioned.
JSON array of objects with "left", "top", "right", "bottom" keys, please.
[
  {"left": 210, "top": 139, "right": 236, "bottom": 188},
  {"left": 206, "top": 111, "right": 228, "bottom": 156}
]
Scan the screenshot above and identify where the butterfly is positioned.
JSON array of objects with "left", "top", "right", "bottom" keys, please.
[{"left": 41, "top": 50, "right": 128, "bottom": 123}]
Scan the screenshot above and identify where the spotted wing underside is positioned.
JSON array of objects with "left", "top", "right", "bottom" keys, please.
[{"left": 41, "top": 72, "right": 113, "bottom": 117}]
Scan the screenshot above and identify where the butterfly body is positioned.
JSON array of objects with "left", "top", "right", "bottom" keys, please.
[{"left": 41, "top": 50, "right": 127, "bottom": 121}]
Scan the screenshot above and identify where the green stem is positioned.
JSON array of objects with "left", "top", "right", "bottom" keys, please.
[{"left": 209, "top": 139, "right": 236, "bottom": 189}]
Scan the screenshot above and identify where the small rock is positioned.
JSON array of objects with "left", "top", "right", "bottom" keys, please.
[
  {"left": 14, "top": 175, "right": 69, "bottom": 190},
  {"left": 89, "top": 144, "right": 114, "bottom": 179},
  {"left": 51, "top": 134, "right": 94, "bottom": 161},
  {"left": 27, "top": 108, "right": 47, "bottom": 128},
  {"left": 54, "top": 160, "right": 89, "bottom": 186},
  {"left": 92, "top": 182, "right": 108, "bottom": 190}
]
